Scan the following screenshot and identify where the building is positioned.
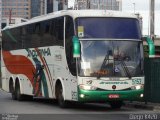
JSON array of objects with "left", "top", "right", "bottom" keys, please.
[
  {"left": 47, "top": 0, "right": 53, "bottom": 13},
  {"left": 31, "top": 0, "right": 48, "bottom": 18},
  {"left": 2, "top": 0, "right": 31, "bottom": 19},
  {"left": 31, "top": 0, "right": 68, "bottom": 18},
  {"left": 47, "top": 0, "right": 68, "bottom": 13},
  {"left": 31, "top": 0, "right": 68, "bottom": 17},
  {"left": 1, "top": 17, "right": 28, "bottom": 29},
  {"left": 75, "top": 0, "right": 122, "bottom": 10},
  {"left": 31, "top": 0, "right": 47, "bottom": 18},
  {"left": 31, "top": 0, "right": 41, "bottom": 18}
]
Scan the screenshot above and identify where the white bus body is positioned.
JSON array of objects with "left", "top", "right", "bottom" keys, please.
[{"left": 1, "top": 10, "right": 144, "bottom": 108}]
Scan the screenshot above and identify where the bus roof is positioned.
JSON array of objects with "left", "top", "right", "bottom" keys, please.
[{"left": 2, "top": 10, "right": 139, "bottom": 30}]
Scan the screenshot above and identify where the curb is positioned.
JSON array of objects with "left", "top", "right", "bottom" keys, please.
[{"left": 153, "top": 106, "right": 160, "bottom": 112}]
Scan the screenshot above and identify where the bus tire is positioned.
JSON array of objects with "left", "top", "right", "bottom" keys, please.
[
  {"left": 57, "top": 84, "right": 67, "bottom": 108},
  {"left": 15, "top": 80, "right": 24, "bottom": 101},
  {"left": 110, "top": 101, "right": 123, "bottom": 109},
  {"left": 9, "top": 79, "right": 17, "bottom": 100}
]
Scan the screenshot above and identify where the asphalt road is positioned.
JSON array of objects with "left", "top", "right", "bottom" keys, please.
[{"left": 0, "top": 89, "right": 159, "bottom": 120}]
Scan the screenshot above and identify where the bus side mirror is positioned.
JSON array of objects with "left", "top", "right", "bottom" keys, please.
[
  {"left": 72, "top": 36, "right": 80, "bottom": 58},
  {"left": 142, "top": 36, "right": 155, "bottom": 58}
]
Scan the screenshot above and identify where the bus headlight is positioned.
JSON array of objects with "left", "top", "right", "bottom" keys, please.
[
  {"left": 140, "top": 94, "right": 144, "bottom": 98},
  {"left": 79, "top": 84, "right": 97, "bottom": 90},
  {"left": 131, "top": 85, "right": 144, "bottom": 90}
]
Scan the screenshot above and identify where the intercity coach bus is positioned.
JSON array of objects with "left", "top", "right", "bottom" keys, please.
[{"left": 1, "top": 10, "right": 144, "bottom": 108}]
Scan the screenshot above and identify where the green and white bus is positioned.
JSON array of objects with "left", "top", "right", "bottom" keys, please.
[{"left": 1, "top": 10, "right": 144, "bottom": 108}]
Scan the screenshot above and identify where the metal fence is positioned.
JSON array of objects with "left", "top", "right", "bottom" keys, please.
[{"left": 144, "top": 58, "right": 160, "bottom": 103}]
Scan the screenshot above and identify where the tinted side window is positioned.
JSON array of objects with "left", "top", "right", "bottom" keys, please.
[
  {"left": 2, "top": 17, "right": 65, "bottom": 50},
  {"left": 2, "top": 30, "right": 13, "bottom": 50},
  {"left": 40, "top": 20, "right": 52, "bottom": 46},
  {"left": 20, "top": 26, "right": 27, "bottom": 49},
  {"left": 26, "top": 24, "right": 33, "bottom": 48},
  {"left": 38, "top": 17, "right": 64, "bottom": 47},
  {"left": 31, "top": 22, "right": 42, "bottom": 47},
  {"left": 2, "top": 27, "right": 21, "bottom": 50},
  {"left": 65, "top": 16, "right": 75, "bottom": 75},
  {"left": 55, "top": 17, "right": 64, "bottom": 46}
]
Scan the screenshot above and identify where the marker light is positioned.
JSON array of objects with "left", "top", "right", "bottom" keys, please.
[
  {"left": 79, "top": 84, "right": 97, "bottom": 90},
  {"left": 140, "top": 94, "right": 144, "bottom": 98},
  {"left": 80, "top": 94, "right": 85, "bottom": 98},
  {"left": 131, "top": 85, "right": 144, "bottom": 90},
  {"left": 135, "top": 85, "right": 141, "bottom": 90}
]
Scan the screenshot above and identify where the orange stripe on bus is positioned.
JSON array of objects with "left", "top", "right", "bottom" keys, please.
[{"left": 2, "top": 50, "right": 36, "bottom": 86}]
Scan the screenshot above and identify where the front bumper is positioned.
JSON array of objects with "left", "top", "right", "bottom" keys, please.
[{"left": 78, "top": 89, "right": 144, "bottom": 102}]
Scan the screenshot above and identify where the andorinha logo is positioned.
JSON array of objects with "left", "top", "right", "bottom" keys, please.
[
  {"left": 99, "top": 81, "right": 128, "bottom": 85},
  {"left": 27, "top": 48, "right": 51, "bottom": 58}
]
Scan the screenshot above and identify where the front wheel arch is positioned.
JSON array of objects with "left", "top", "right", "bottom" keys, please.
[
  {"left": 55, "top": 80, "right": 68, "bottom": 108},
  {"left": 55, "top": 80, "right": 61, "bottom": 99}
]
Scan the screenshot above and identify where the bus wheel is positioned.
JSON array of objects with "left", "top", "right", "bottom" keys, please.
[
  {"left": 15, "top": 81, "right": 23, "bottom": 101},
  {"left": 57, "top": 84, "right": 67, "bottom": 108},
  {"left": 110, "top": 101, "right": 123, "bottom": 109},
  {"left": 9, "top": 80, "right": 17, "bottom": 100}
]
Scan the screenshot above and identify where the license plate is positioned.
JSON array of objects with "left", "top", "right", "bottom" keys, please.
[{"left": 108, "top": 94, "right": 120, "bottom": 99}]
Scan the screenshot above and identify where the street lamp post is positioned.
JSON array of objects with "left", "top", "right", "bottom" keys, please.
[
  {"left": 86, "top": 0, "right": 90, "bottom": 9},
  {"left": 150, "top": 0, "right": 155, "bottom": 41}
]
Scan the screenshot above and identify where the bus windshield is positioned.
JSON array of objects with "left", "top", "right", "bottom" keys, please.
[
  {"left": 79, "top": 41, "right": 143, "bottom": 77},
  {"left": 76, "top": 17, "right": 141, "bottom": 39}
]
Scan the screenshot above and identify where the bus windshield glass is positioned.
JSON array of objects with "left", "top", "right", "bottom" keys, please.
[
  {"left": 76, "top": 17, "right": 141, "bottom": 39},
  {"left": 79, "top": 41, "right": 143, "bottom": 77}
]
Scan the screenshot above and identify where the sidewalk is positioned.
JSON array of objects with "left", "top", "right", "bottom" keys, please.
[{"left": 124, "top": 101, "right": 160, "bottom": 112}]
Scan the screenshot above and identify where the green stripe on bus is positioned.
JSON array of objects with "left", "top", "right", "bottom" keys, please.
[{"left": 78, "top": 88, "right": 144, "bottom": 102}]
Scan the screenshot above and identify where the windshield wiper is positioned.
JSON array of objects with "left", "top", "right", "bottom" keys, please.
[
  {"left": 98, "top": 51, "right": 132, "bottom": 79},
  {"left": 120, "top": 59, "right": 132, "bottom": 79},
  {"left": 98, "top": 52, "right": 113, "bottom": 79}
]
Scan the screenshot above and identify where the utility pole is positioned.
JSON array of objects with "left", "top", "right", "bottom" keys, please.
[
  {"left": 150, "top": 0, "right": 155, "bottom": 41},
  {"left": 133, "top": 3, "right": 135, "bottom": 14},
  {"left": 87, "top": 0, "right": 90, "bottom": 9},
  {"left": 98, "top": 0, "right": 100, "bottom": 9}
]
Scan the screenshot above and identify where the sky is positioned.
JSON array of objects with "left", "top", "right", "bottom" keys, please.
[
  {"left": 122, "top": 0, "right": 160, "bottom": 36},
  {"left": 68, "top": 0, "right": 160, "bottom": 36}
]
